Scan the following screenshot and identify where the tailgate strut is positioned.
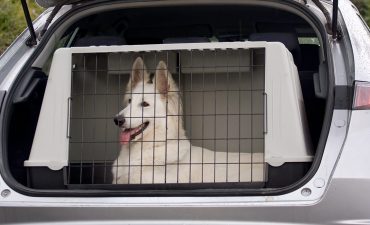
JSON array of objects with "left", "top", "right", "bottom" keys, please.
[
  {"left": 20, "top": 0, "right": 37, "bottom": 46},
  {"left": 332, "top": 0, "right": 339, "bottom": 39},
  {"left": 20, "top": 0, "right": 68, "bottom": 47},
  {"left": 311, "top": 0, "right": 341, "bottom": 40}
]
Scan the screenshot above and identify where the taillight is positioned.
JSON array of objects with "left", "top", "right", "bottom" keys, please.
[{"left": 353, "top": 82, "right": 370, "bottom": 110}]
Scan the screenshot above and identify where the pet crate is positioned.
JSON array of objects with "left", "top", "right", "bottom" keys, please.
[{"left": 24, "top": 42, "right": 313, "bottom": 189}]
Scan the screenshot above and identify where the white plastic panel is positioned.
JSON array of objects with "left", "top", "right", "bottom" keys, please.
[
  {"left": 24, "top": 48, "right": 72, "bottom": 170},
  {"left": 264, "top": 43, "right": 313, "bottom": 166}
]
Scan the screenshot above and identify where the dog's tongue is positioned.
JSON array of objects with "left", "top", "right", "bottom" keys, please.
[
  {"left": 119, "top": 126, "right": 142, "bottom": 145},
  {"left": 119, "top": 131, "right": 131, "bottom": 145}
]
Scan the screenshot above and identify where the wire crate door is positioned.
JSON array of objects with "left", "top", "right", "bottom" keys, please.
[{"left": 67, "top": 48, "right": 267, "bottom": 185}]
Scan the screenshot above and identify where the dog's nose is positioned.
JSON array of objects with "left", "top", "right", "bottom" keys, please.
[{"left": 114, "top": 115, "right": 125, "bottom": 127}]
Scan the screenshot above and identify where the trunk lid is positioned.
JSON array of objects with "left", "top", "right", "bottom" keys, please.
[
  {"left": 35, "top": 0, "right": 80, "bottom": 8},
  {"left": 26, "top": 0, "right": 340, "bottom": 46},
  {"left": 35, "top": 0, "right": 306, "bottom": 8}
]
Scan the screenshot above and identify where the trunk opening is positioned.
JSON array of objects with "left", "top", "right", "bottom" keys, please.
[{"left": 4, "top": 3, "right": 329, "bottom": 196}]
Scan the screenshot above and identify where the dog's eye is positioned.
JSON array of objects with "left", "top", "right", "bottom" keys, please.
[
  {"left": 141, "top": 101, "right": 149, "bottom": 107},
  {"left": 128, "top": 99, "right": 131, "bottom": 104}
]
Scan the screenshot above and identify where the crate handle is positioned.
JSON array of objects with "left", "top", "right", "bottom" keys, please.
[
  {"left": 66, "top": 97, "right": 72, "bottom": 138},
  {"left": 263, "top": 92, "right": 268, "bottom": 134}
]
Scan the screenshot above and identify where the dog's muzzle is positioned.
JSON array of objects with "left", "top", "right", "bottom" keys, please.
[{"left": 114, "top": 115, "right": 125, "bottom": 127}]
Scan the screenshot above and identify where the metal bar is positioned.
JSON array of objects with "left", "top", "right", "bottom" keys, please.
[
  {"left": 70, "top": 112, "right": 265, "bottom": 119},
  {"left": 238, "top": 49, "right": 242, "bottom": 182},
  {"left": 153, "top": 52, "right": 157, "bottom": 184},
  {"left": 79, "top": 54, "right": 87, "bottom": 185},
  {"left": 164, "top": 51, "right": 169, "bottom": 183},
  {"left": 69, "top": 137, "right": 264, "bottom": 144},
  {"left": 189, "top": 50, "right": 193, "bottom": 183},
  {"left": 70, "top": 162, "right": 264, "bottom": 166},
  {"left": 177, "top": 51, "right": 181, "bottom": 183},
  {"left": 104, "top": 54, "right": 110, "bottom": 184},
  {"left": 71, "top": 65, "right": 261, "bottom": 73},
  {"left": 91, "top": 54, "right": 98, "bottom": 185},
  {"left": 71, "top": 89, "right": 264, "bottom": 96},
  {"left": 226, "top": 49, "right": 230, "bottom": 182},
  {"left": 128, "top": 54, "right": 133, "bottom": 184},
  {"left": 250, "top": 49, "right": 254, "bottom": 182},
  {"left": 201, "top": 50, "right": 205, "bottom": 183},
  {"left": 20, "top": 0, "right": 37, "bottom": 46},
  {"left": 140, "top": 54, "right": 145, "bottom": 184},
  {"left": 213, "top": 49, "right": 217, "bottom": 183},
  {"left": 332, "top": 0, "right": 339, "bottom": 39}
]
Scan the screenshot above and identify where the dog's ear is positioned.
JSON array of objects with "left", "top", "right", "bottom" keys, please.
[
  {"left": 154, "top": 61, "right": 171, "bottom": 96},
  {"left": 129, "top": 57, "right": 150, "bottom": 88}
]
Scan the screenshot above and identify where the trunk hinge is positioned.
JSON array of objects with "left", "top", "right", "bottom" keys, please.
[
  {"left": 38, "top": 5, "right": 63, "bottom": 38},
  {"left": 20, "top": 0, "right": 37, "bottom": 47},
  {"left": 39, "top": 0, "right": 70, "bottom": 39}
]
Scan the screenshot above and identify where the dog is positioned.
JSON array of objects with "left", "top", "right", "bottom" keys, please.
[{"left": 112, "top": 57, "right": 262, "bottom": 184}]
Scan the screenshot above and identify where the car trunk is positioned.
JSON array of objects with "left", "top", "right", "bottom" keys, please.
[{"left": 5, "top": 3, "right": 328, "bottom": 195}]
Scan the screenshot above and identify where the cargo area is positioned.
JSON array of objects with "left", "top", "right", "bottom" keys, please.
[{"left": 5, "top": 5, "right": 327, "bottom": 194}]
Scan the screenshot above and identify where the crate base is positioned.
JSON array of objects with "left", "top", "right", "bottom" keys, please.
[
  {"left": 266, "top": 162, "right": 311, "bottom": 188},
  {"left": 26, "top": 162, "right": 311, "bottom": 190},
  {"left": 27, "top": 167, "right": 66, "bottom": 189}
]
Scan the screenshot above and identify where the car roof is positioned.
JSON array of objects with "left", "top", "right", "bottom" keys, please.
[{"left": 35, "top": 0, "right": 308, "bottom": 8}]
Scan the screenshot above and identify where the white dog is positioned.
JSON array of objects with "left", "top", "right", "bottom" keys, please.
[{"left": 112, "top": 57, "right": 263, "bottom": 184}]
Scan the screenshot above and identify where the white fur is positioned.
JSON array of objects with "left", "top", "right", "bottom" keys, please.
[{"left": 112, "top": 57, "right": 263, "bottom": 184}]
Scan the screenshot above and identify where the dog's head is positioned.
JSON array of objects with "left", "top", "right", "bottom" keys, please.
[{"left": 114, "top": 57, "right": 182, "bottom": 145}]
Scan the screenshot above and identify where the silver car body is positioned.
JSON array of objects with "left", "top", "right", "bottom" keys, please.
[{"left": 0, "top": 0, "right": 369, "bottom": 224}]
